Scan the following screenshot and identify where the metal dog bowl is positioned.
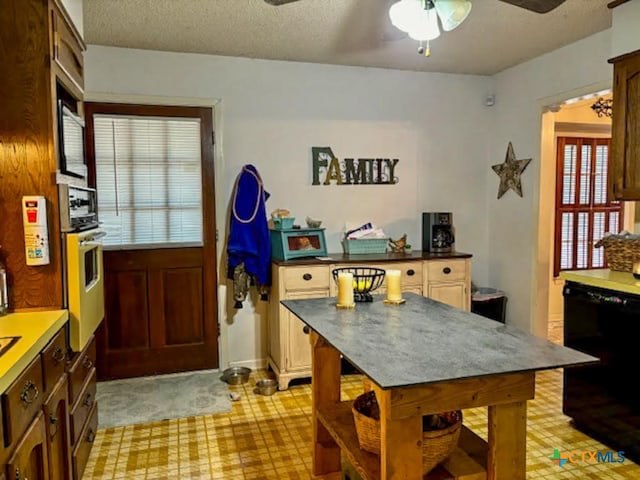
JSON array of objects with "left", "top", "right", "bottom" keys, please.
[
  {"left": 222, "top": 367, "right": 251, "bottom": 385},
  {"left": 255, "top": 379, "right": 278, "bottom": 396}
]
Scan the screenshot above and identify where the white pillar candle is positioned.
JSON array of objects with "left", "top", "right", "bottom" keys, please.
[
  {"left": 385, "top": 269, "right": 402, "bottom": 302},
  {"left": 337, "top": 272, "right": 355, "bottom": 306}
]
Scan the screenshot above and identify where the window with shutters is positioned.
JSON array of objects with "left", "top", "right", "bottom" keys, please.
[
  {"left": 554, "top": 137, "right": 622, "bottom": 276},
  {"left": 92, "top": 113, "right": 203, "bottom": 248}
]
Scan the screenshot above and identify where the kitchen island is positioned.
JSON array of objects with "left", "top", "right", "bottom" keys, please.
[{"left": 282, "top": 293, "right": 596, "bottom": 480}]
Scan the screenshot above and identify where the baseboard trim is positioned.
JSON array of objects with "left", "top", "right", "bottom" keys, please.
[{"left": 228, "top": 358, "right": 267, "bottom": 370}]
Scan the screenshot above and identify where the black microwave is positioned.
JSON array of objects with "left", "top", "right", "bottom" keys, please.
[{"left": 58, "top": 102, "right": 87, "bottom": 179}]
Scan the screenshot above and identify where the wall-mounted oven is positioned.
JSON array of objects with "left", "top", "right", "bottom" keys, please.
[{"left": 59, "top": 184, "right": 105, "bottom": 352}]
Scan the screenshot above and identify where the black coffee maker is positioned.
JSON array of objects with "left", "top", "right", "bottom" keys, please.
[{"left": 422, "top": 212, "right": 455, "bottom": 253}]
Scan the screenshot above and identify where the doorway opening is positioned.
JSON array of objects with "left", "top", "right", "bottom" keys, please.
[
  {"left": 536, "top": 90, "right": 635, "bottom": 345},
  {"left": 85, "top": 102, "right": 219, "bottom": 380}
]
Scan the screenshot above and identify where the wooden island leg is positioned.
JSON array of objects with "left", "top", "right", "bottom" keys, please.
[
  {"left": 487, "top": 400, "right": 527, "bottom": 480},
  {"left": 375, "top": 387, "right": 423, "bottom": 479},
  {"left": 310, "top": 331, "right": 342, "bottom": 479}
]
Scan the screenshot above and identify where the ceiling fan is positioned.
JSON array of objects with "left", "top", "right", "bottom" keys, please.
[{"left": 263, "top": 0, "right": 567, "bottom": 14}]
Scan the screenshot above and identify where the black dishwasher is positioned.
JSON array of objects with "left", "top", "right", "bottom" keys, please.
[{"left": 563, "top": 281, "right": 640, "bottom": 462}]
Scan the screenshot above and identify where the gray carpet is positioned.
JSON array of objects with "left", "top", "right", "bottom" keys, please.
[{"left": 96, "top": 369, "right": 232, "bottom": 429}]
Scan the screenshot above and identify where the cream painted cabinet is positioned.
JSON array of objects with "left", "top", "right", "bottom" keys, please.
[
  {"left": 268, "top": 255, "right": 471, "bottom": 390},
  {"left": 285, "top": 292, "right": 315, "bottom": 372},
  {"left": 423, "top": 258, "right": 471, "bottom": 311},
  {"left": 268, "top": 265, "right": 330, "bottom": 390}
]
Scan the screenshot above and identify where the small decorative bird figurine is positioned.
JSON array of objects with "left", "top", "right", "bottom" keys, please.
[
  {"left": 306, "top": 216, "right": 322, "bottom": 228},
  {"left": 388, "top": 234, "right": 408, "bottom": 253}
]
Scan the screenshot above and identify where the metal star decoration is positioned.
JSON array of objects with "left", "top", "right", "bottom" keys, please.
[{"left": 491, "top": 142, "right": 532, "bottom": 199}]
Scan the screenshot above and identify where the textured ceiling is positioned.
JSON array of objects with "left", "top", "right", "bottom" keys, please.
[{"left": 83, "top": 0, "right": 612, "bottom": 75}]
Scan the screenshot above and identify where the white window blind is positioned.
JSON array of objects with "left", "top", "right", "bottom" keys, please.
[{"left": 93, "top": 114, "right": 203, "bottom": 248}]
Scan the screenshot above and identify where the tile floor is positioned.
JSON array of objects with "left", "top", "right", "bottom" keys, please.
[{"left": 83, "top": 363, "right": 640, "bottom": 479}]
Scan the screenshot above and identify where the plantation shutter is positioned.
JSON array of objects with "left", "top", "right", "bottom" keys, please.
[
  {"left": 93, "top": 114, "right": 203, "bottom": 248},
  {"left": 554, "top": 137, "right": 621, "bottom": 275}
]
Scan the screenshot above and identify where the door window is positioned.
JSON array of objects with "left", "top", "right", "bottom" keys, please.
[{"left": 92, "top": 114, "right": 203, "bottom": 248}]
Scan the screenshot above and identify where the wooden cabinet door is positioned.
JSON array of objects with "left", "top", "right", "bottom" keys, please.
[
  {"left": 427, "top": 282, "right": 466, "bottom": 310},
  {"left": 6, "top": 412, "right": 49, "bottom": 480},
  {"left": 44, "top": 376, "right": 72, "bottom": 480},
  {"left": 610, "top": 50, "right": 640, "bottom": 200}
]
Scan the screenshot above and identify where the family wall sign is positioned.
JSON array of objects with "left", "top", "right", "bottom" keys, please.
[{"left": 311, "top": 147, "right": 400, "bottom": 186}]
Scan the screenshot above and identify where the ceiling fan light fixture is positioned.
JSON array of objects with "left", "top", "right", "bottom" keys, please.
[
  {"left": 408, "top": 7, "right": 440, "bottom": 41},
  {"left": 433, "top": 0, "right": 472, "bottom": 31},
  {"left": 389, "top": 0, "right": 423, "bottom": 33}
]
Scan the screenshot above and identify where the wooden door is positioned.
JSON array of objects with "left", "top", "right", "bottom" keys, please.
[
  {"left": 427, "top": 282, "right": 466, "bottom": 310},
  {"left": 85, "top": 103, "right": 218, "bottom": 379},
  {"left": 6, "top": 412, "right": 49, "bottom": 480},
  {"left": 43, "top": 376, "right": 71, "bottom": 480}
]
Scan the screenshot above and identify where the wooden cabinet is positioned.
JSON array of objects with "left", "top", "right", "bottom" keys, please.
[
  {"left": 41, "top": 328, "right": 68, "bottom": 396},
  {"left": 0, "top": 0, "right": 85, "bottom": 310},
  {"left": 424, "top": 258, "right": 471, "bottom": 311},
  {"left": 1, "top": 322, "right": 92, "bottom": 480},
  {"left": 51, "top": 1, "right": 85, "bottom": 93},
  {"left": 65, "top": 336, "right": 97, "bottom": 480},
  {"left": 5, "top": 412, "right": 49, "bottom": 480},
  {"left": 67, "top": 336, "right": 96, "bottom": 407},
  {"left": 71, "top": 403, "right": 97, "bottom": 480},
  {"left": 2, "top": 356, "right": 45, "bottom": 449},
  {"left": 43, "top": 376, "right": 72, "bottom": 480},
  {"left": 267, "top": 254, "right": 472, "bottom": 389},
  {"left": 609, "top": 49, "right": 640, "bottom": 200}
]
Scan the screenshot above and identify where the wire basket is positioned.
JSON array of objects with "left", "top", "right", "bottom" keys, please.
[
  {"left": 352, "top": 390, "right": 462, "bottom": 475},
  {"left": 594, "top": 235, "right": 640, "bottom": 272},
  {"left": 332, "top": 267, "right": 386, "bottom": 302},
  {"left": 342, "top": 238, "right": 388, "bottom": 254}
]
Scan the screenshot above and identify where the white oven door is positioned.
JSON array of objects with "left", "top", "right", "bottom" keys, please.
[{"left": 66, "top": 229, "right": 105, "bottom": 352}]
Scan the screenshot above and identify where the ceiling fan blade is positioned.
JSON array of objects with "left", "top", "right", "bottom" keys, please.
[
  {"left": 498, "top": 0, "right": 566, "bottom": 13},
  {"left": 263, "top": 0, "right": 302, "bottom": 5}
]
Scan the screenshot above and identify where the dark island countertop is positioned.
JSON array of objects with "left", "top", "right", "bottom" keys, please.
[
  {"left": 281, "top": 293, "right": 597, "bottom": 390},
  {"left": 272, "top": 250, "right": 472, "bottom": 266}
]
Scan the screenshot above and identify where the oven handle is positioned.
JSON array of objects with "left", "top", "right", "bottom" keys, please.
[{"left": 80, "top": 231, "right": 107, "bottom": 246}]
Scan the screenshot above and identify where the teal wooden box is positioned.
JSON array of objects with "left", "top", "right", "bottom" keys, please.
[{"left": 270, "top": 228, "right": 327, "bottom": 261}]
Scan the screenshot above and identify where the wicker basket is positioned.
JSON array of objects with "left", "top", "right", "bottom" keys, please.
[
  {"left": 352, "top": 391, "right": 462, "bottom": 475},
  {"left": 594, "top": 235, "right": 640, "bottom": 272},
  {"left": 342, "top": 238, "right": 388, "bottom": 254}
]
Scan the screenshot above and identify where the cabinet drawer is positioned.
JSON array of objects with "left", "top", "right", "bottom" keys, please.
[
  {"left": 42, "top": 326, "right": 68, "bottom": 394},
  {"left": 67, "top": 335, "right": 96, "bottom": 407},
  {"left": 426, "top": 260, "right": 467, "bottom": 283},
  {"left": 72, "top": 401, "right": 98, "bottom": 480},
  {"left": 2, "top": 355, "right": 44, "bottom": 447},
  {"left": 283, "top": 266, "right": 330, "bottom": 292},
  {"left": 51, "top": 2, "right": 85, "bottom": 90},
  {"left": 375, "top": 262, "right": 422, "bottom": 287},
  {"left": 70, "top": 368, "right": 96, "bottom": 446}
]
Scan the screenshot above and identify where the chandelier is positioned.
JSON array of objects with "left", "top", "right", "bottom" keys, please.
[
  {"left": 590, "top": 97, "right": 613, "bottom": 118},
  {"left": 389, "top": 0, "right": 472, "bottom": 57}
]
